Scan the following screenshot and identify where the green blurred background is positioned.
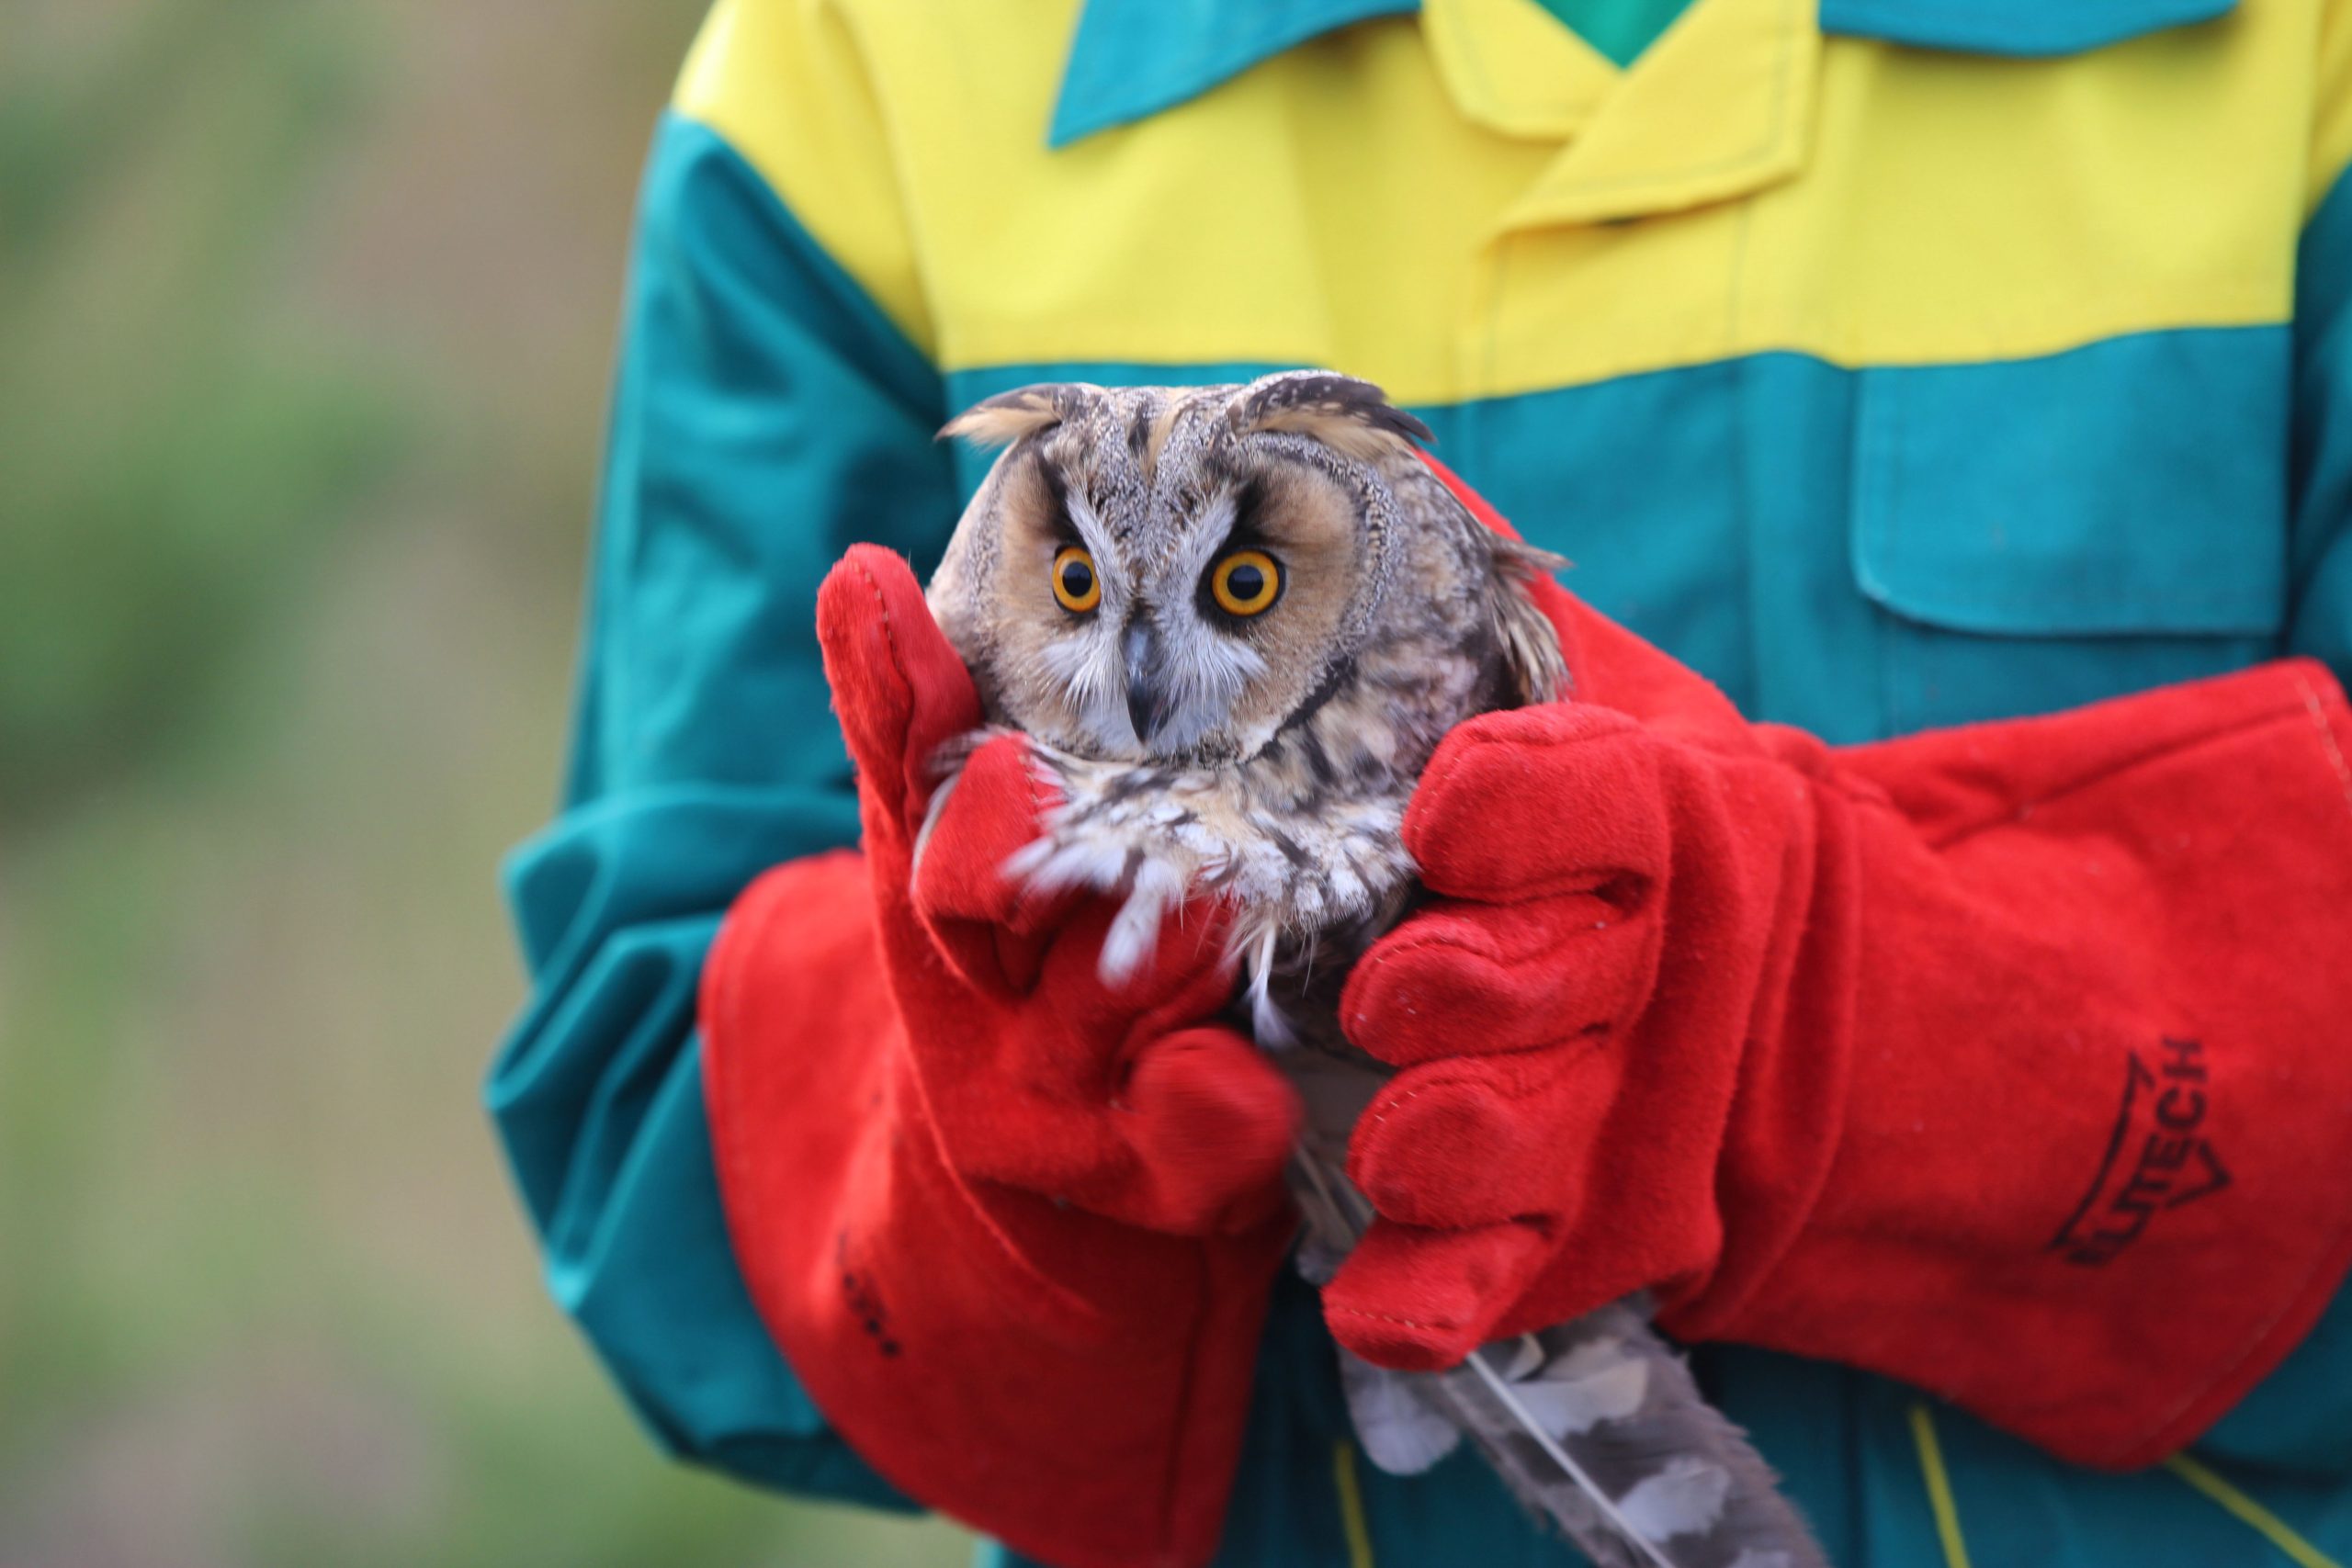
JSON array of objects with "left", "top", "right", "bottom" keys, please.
[{"left": 0, "top": 4, "right": 970, "bottom": 1564}]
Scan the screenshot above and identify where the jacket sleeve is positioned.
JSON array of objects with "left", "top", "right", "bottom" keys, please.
[
  {"left": 483, "top": 0, "right": 952, "bottom": 1504},
  {"left": 2193, "top": 26, "right": 2352, "bottom": 1476}
]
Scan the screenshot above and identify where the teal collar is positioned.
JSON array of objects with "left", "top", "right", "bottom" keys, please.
[{"left": 1048, "top": 0, "right": 2240, "bottom": 145}]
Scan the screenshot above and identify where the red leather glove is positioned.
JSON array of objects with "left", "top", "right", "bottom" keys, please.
[
  {"left": 1326, "top": 460, "right": 2352, "bottom": 1468},
  {"left": 701, "top": 546, "right": 1298, "bottom": 1568}
]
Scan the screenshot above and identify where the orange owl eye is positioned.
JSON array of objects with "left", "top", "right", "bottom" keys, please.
[
  {"left": 1052, "top": 545, "right": 1101, "bottom": 613},
  {"left": 1210, "top": 549, "right": 1282, "bottom": 616}
]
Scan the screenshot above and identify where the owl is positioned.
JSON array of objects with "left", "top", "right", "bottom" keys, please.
[
  {"left": 926, "top": 371, "right": 1563, "bottom": 1033},
  {"left": 924, "top": 371, "right": 1825, "bottom": 1568}
]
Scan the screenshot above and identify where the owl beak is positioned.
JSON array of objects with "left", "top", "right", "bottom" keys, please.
[{"left": 1123, "top": 621, "right": 1171, "bottom": 746}]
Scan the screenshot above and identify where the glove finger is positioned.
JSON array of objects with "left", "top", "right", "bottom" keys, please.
[
  {"left": 933, "top": 898, "right": 1237, "bottom": 1120},
  {"left": 1340, "top": 891, "right": 1659, "bottom": 1066},
  {"left": 816, "top": 545, "right": 982, "bottom": 834},
  {"left": 1114, "top": 1027, "right": 1301, "bottom": 1235},
  {"left": 927, "top": 1021, "right": 1289, "bottom": 1235},
  {"left": 913, "top": 734, "right": 1089, "bottom": 992},
  {"left": 1322, "top": 1218, "right": 1554, "bottom": 1371},
  {"left": 1405, "top": 705, "right": 1670, "bottom": 902},
  {"left": 1039, "top": 893, "right": 1240, "bottom": 1027},
  {"left": 913, "top": 734, "right": 1059, "bottom": 923},
  {"left": 1346, "top": 1046, "right": 1622, "bottom": 1231}
]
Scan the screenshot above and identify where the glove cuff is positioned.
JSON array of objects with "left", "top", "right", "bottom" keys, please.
[
  {"left": 702, "top": 851, "right": 1283, "bottom": 1567},
  {"left": 1682, "top": 660, "right": 2352, "bottom": 1468}
]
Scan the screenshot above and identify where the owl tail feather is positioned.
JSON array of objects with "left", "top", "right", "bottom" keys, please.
[
  {"left": 1286, "top": 1131, "right": 1827, "bottom": 1568},
  {"left": 1409, "top": 1307, "right": 1826, "bottom": 1568}
]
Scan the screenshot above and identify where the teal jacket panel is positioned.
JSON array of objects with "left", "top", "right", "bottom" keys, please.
[
  {"left": 491, "top": 101, "right": 2352, "bottom": 1568},
  {"left": 486, "top": 112, "right": 948, "bottom": 1511}
]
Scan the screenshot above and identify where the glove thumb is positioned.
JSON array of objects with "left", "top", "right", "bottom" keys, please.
[{"left": 817, "top": 545, "right": 983, "bottom": 836}]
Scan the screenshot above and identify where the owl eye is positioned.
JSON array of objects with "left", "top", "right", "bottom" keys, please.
[
  {"left": 1052, "top": 545, "right": 1101, "bottom": 613},
  {"left": 1209, "top": 549, "right": 1283, "bottom": 617}
]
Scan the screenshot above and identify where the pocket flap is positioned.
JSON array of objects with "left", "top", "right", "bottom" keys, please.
[{"left": 1851, "top": 331, "right": 2289, "bottom": 638}]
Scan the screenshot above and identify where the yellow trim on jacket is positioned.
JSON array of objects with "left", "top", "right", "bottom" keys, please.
[{"left": 676, "top": 0, "right": 2337, "bottom": 404}]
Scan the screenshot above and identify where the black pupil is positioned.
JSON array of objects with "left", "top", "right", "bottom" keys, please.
[
  {"left": 1227, "top": 562, "right": 1265, "bottom": 602},
  {"left": 1060, "top": 558, "right": 1093, "bottom": 598}
]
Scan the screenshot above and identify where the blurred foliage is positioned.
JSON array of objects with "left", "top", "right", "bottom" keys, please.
[
  {"left": 0, "top": 3, "right": 970, "bottom": 1565},
  {"left": 0, "top": 0, "right": 406, "bottom": 822}
]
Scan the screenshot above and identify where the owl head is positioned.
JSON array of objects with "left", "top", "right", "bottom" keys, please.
[{"left": 929, "top": 371, "right": 1560, "bottom": 767}]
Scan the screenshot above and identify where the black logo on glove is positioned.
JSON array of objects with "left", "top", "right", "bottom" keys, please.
[
  {"left": 2050, "top": 1037, "right": 2231, "bottom": 1268},
  {"left": 838, "top": 1230, "right": 902, "bottom": 1357}
]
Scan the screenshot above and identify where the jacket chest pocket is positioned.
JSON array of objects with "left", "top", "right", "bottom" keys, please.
[{"left": 1849, "top": 330, "right": 2291, "bottom": 733}]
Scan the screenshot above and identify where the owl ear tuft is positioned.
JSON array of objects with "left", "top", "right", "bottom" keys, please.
[
  {"left": 940, "top": 384, "right": 1095, "bottom": 449},
  {"left": 1228, "top": 371, "right": 1433, "bottom": 463}
]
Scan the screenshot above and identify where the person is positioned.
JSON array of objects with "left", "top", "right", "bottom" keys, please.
[{"left": 487, "top": 0, "right": 2352, "bottom": 1562}]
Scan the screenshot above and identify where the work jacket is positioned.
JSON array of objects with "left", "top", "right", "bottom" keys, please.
[{"left": 489, "top": 0, "right": 2352, "bottom": 1561}]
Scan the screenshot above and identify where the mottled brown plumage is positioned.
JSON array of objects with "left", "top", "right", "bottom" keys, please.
[
  {"left": 925, "top": 371, "right": 1825, "bottom": 1568},
  {"left": 929, "top": 371, "right": 1562, "bottom": 1010}
]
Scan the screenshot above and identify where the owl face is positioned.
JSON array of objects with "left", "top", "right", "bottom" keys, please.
[{"left": 930, "top": 374, "right": 1430, "bottom": 765}]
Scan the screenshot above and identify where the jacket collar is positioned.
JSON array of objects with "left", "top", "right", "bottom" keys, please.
[
  {"left": 1395, "top": 0, "right": 1813, "bottom": 225},
  {"left": 1050, "top": 0, "right": 1421, "bottom": 148},
  {"left": 1048, "top": 0, "right": 2239, "bottom": 149}
]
